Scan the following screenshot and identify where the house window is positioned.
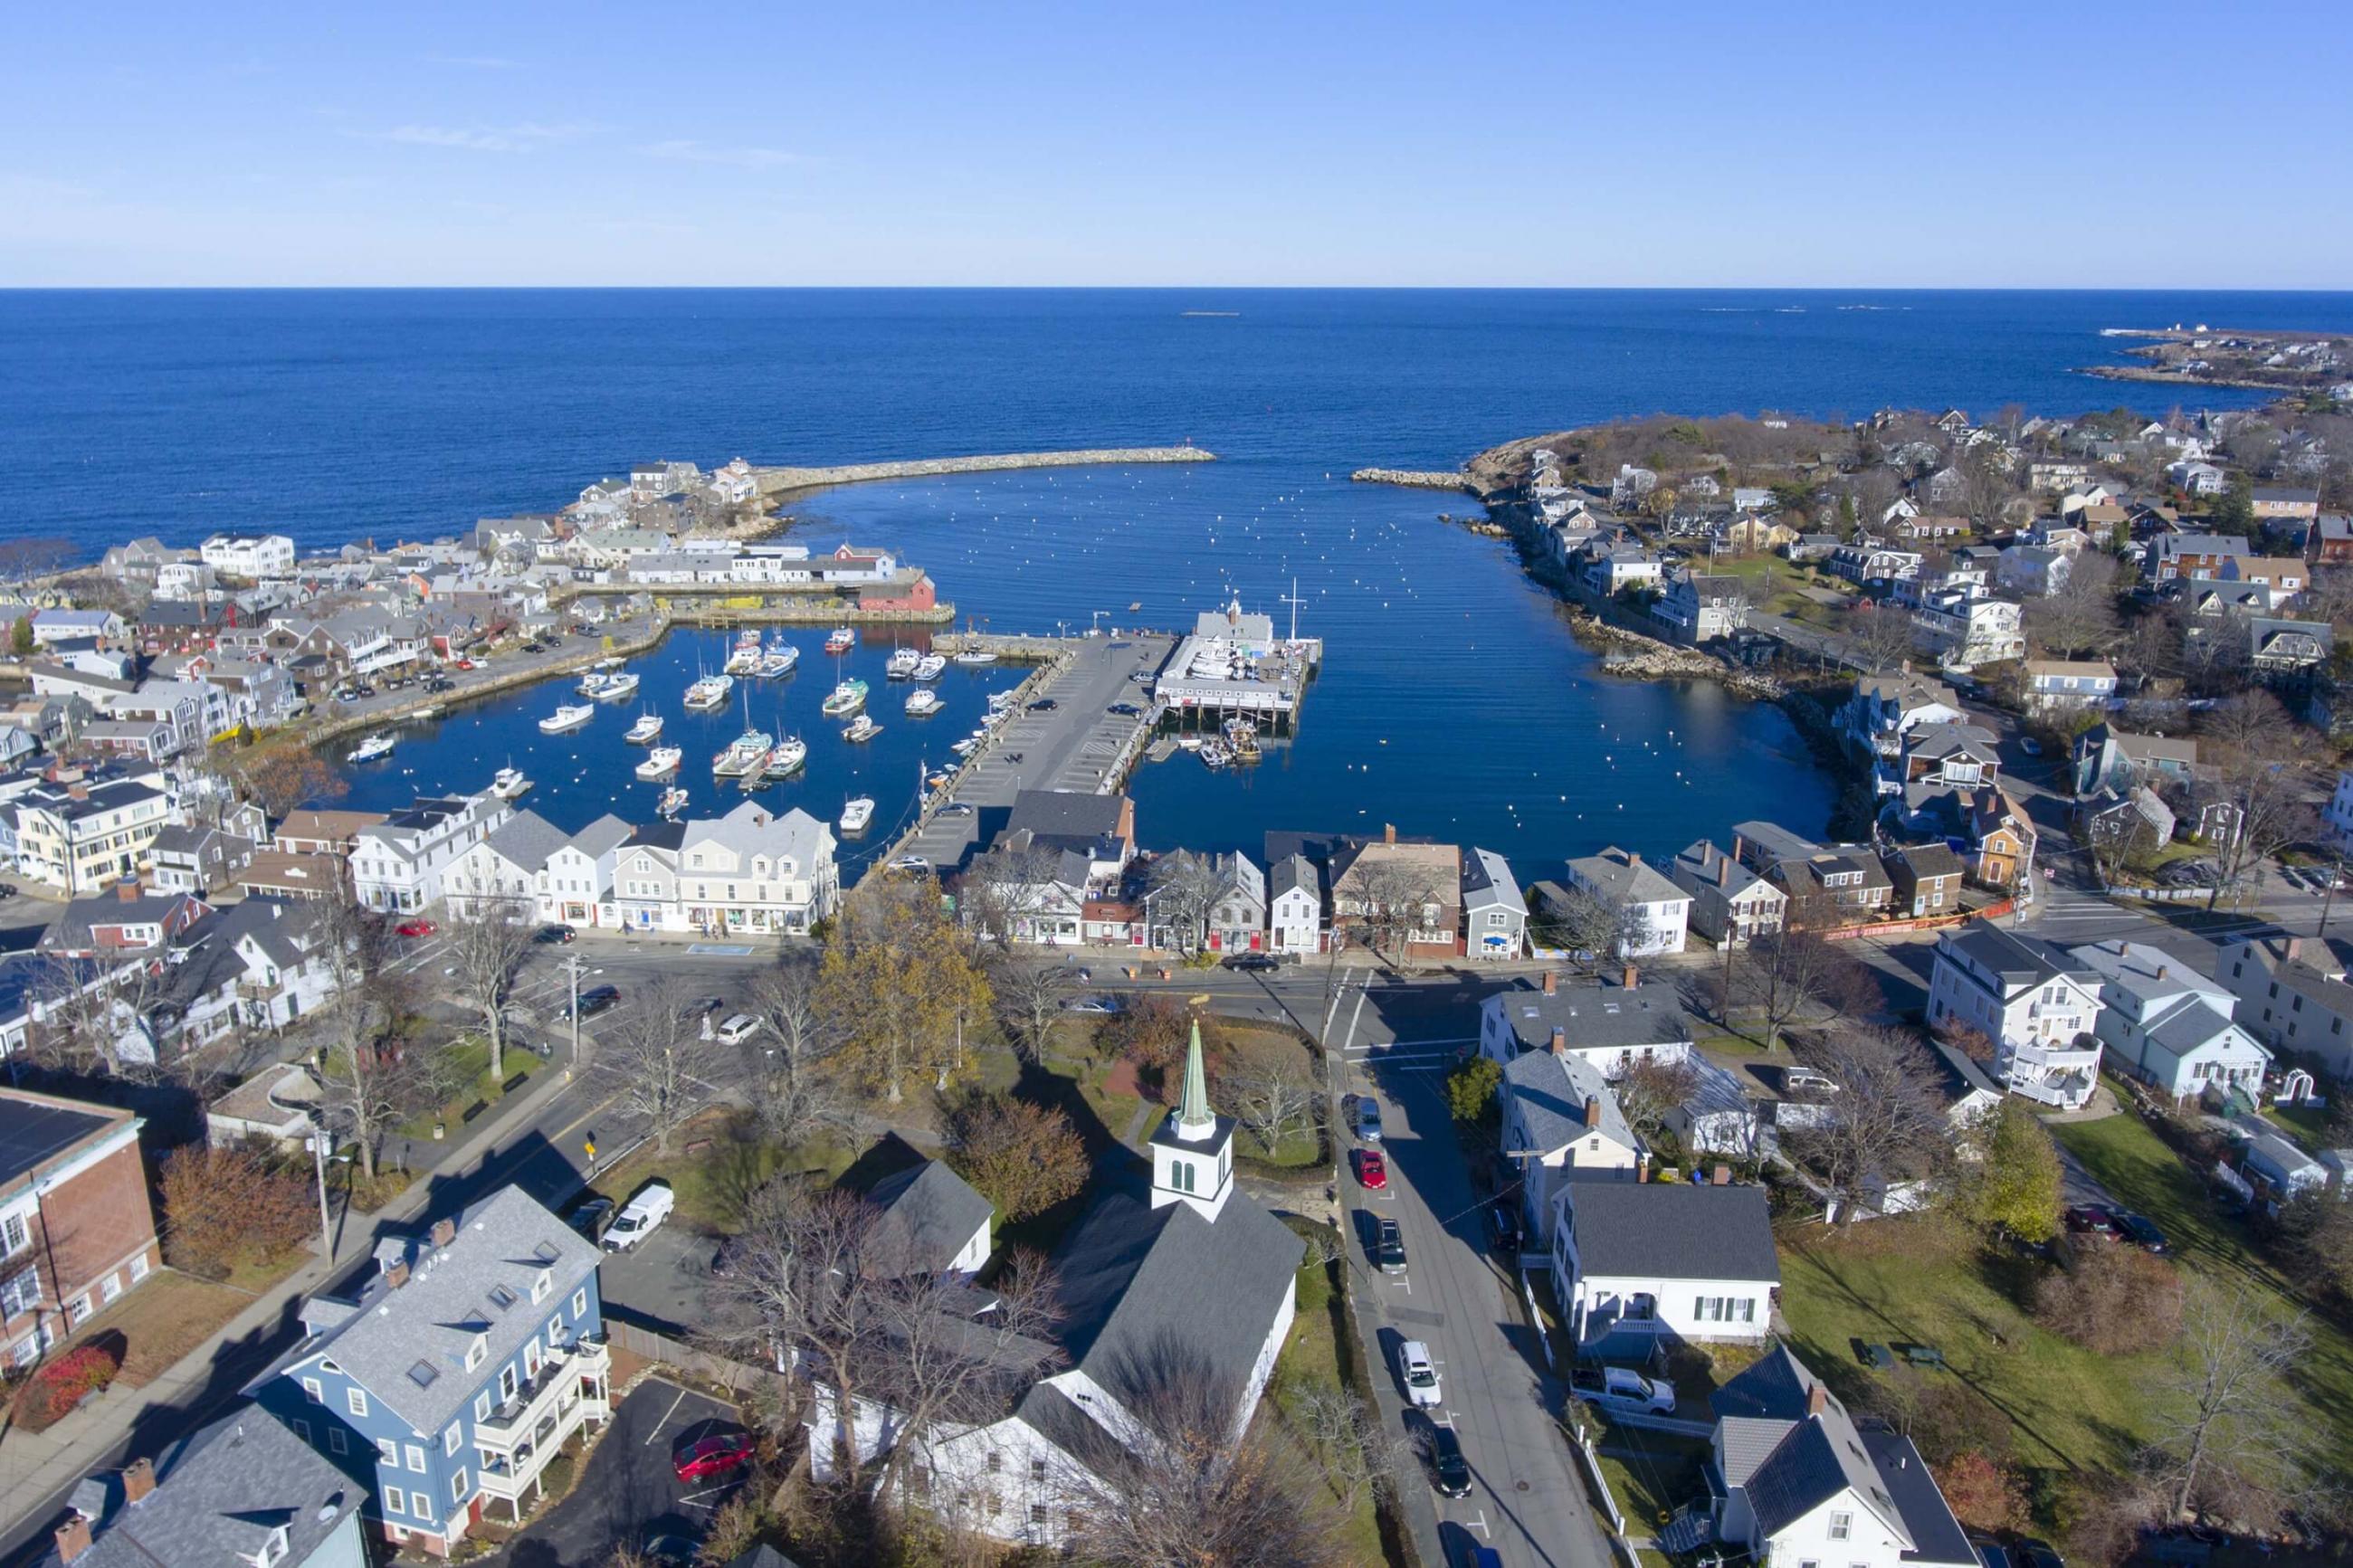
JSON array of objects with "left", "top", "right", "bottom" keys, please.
[
  {"left": 407, "top": 1443, "right": 427, "bottom": 1472},
  {"left": 292, "top": 1418, "right": 311, "bottom": 1444},
  {"left": 1830, "top": 1512, "right": 1853, "bottom": 1541},
  {"left": 385, "top": 1488, "right": 405, "bottom": 1516},
  {"left": 347, "top": 1387, "right": 369, "bottom": 1418},
  {"left": 328, "top": 1428, "right": 347, "bottom": 1455},
  {"left": 410, "top": 1490, "right": 433, "bottom": 1521},
  {"left": 378, "top": 1438, "right": 399, "bottom": 1466},
  {"left": 445, "top": 1423, "right": 462, "bottom": 1456},
  {"left": 451, "top": 1469, "right": 469, "bottom": 1502},
  {"left": 572, "top": 1288, "right": 587, "bottom": 1316},
  {"left": 302, "top": 1376, "right": 323, "bottom": 1405},
  {"left": 986, "top": 1450, "right": 1003, "bottom": 1473},
  {"left": 0, "top": 1269, "right": 39, "bottom": 1318},
  {"left": 474, "top": 1392, "right": 491, "bottom": 1421},
  {"left": 500, "top": 1364, "right": 518, "bottom": 1402},
  {"left": 0, "top": 1213, "right": 26, "bottom": 1259}
]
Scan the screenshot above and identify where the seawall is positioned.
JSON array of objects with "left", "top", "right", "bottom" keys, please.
[
  {"left": 753, "top": 445, "right": 1215, "bottom": 499},
  {"left": 1349, "top": 468, "right": 1475, "bottom": 492}
]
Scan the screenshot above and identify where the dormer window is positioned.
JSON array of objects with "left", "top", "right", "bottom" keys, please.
[
  {"left": 464, "top": 1334, "right": 488, "bottom": 1373},
  {"left": 531, "top": 1268, "right": 552, "bottom": 1304}
]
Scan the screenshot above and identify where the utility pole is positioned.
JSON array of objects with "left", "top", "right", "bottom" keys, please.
[
  {"left": 307, "top": 1132, "right": 333, "bottom": 1259},
  {"left": 2323, "top": 852, "right": 2348, "bottom": 936},
  {"left": 565, "top": 951, "right": 585, "bottom": 1077}
]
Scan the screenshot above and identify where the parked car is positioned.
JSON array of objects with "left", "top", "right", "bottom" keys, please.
[
  {"left": 1108, "top": 701, "right": 1142, "bottom": 717},
  {"left": 1356, "top": 1098, "right": 1384, "bottom": 1142},
  {"left": 1067, "top": 995, "right": 1121, "bottom": 1015},
  {"left": 714, "top": 1012, "right": 761, "bottom": 1046},
  {"left": 1397, "top": 1340, "right": 1442, "bottom": 1408},
  {"left": 890, "top": 855, "right": 932, "bottom": 873},
  {"left": 1570, "top": 1364, "right": 1676, "bottom": 1414},
  {"left": 940, "top": 802, "right": 975, "bottom": 816},
  {"left": 672, "top": 1432, "right": 757, "bottom": 1483},
  {"left": 1377, "top": 1218, "right": 1406, "bottom": 1274},
  {"left": 1487, "top": 1203, "right": 1521, "bottom": 1253},
  {"left": 567, "top": 984, "right": 621, "bottom": 1020},
  {"left": 2114, "top": 1212, "right": 2169, "bottom": 1254},
  {"left": 1355, "top": 1149, "right": 1387, "bottom": 1191},
  {"left": 1223, "top": 953, "right": 1279, "bottom": 972},
  {"left": 395, "top": 919, "right": 437, "bottom": 938},
  {"left": 535, "top": 924, "right": 576, "bottom": 944},
  {"left": 2020, "top": 736, "right": 2043, "bottom": 756},
  {"left": 566, "top": 1196, "right": 614, "bottom": 1244},
  {"left": 1424, "top": 1422, "right": 1472, "bottom": 1497},
  {"left": 605, "top": 1182, "right": 675, "bottom": 1251},
  {"left": 1972, "top": 1540, "right": 2014, "bottom": 1568},
  {"left": 2063, "top": 1204, "right": 2117, "bottom": 1238},
  {"left": 1026, "top": 698, "right": 1058, "bottom": 713}
]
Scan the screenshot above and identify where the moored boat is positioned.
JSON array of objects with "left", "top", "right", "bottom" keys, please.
[
  {"left": 594, "top": 671, "right": 640, "bottom": 701},
  {"left": 839, "top": 797, "right": 875, "bottom": 833},
  {"left": 953, "top": 648, "right": 996, "bottom": 666},
  {"left": 842, "top": 714, "right": 882, "bottom": 743},
  {"left": 724, "top": 632, "right": 765, "bottom": 674},
  {"left": 683, "top": 674, "right": 734, "bottom": 711},
  {"left": 657, "top": 785, "right": 689, "bottom": 818},
  {"left": 819, "top": 679, "right": 869, "bottom": 718},
  {"left": 539, "top": 705, "right": 594, "bottom": 734},
  {"left": 824, "top": 626, "right": 855, "bottom": 655},
  {"left": 762, "top": 736, "right": 808, "bottom": 778},
  {"left": 576, "top": 671, "right": 610, "bottom": 698},
  {"left": 491, "top": 766, "right": 532, "bottom": 799},
  {"left": 885, "top": 648, "right": 920, "bottom": 679},
  {"left": 755, "top": 646, "right": 798, "bottom": 678},
  {"left": 624, "top": 712, "right": 664, "bottom": 745},
  {"left": 905, "top": 688, "right": 943, "bottom": 717},
  {"left": 349, "top": 732, "right": 397, "bottom": 763},
  {"left": 635, "top": 746, "right": 682, "bottom": 780},
  {"left": 713, "top": 730, "right": 774, "bottom": 777},
  {"left": 950, "top": 737, "right": 978, "bottom": 757}
]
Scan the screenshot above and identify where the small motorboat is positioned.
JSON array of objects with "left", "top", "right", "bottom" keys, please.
[
  {"left": 635, "top": 746, "right": 682, "bottom": 781},
  {"left": 491, "top": 766, "right": 532, "bottom": 799},
  {"left": 576, "top": 671, "right": 610, "bottom": 698},
  {"left": 762, "top": 736, "right": 808, "bottom": 778},
  {"left": 683, "top": 674, "right": 734, "bottom": 711},
  {"left": 756, "top": 646, "right": 798, "bottom": 679},
  {"left": 657, "top": 786, "right": 689, "bottom": 818},
  {"left": 953, "top": 648, "right": 996, "bottom": 666},
  {"left": 839, "top": 797, "right": 876, "bottom": 833},
  {"left": 624, "top": 712, "right": 664, "bottom": 745},
  {"left": 824, "top": 626, "right": 856, "bottom": 655},
  {"left": 539, "top": 705, "right": 594, "bottom": 735},
  {"left": 912, "top": 653, "right": 947, "bottom": 681},
  {"left": 820, "top": 679, "right": 869, "bottom": 718},
  {"left": 842, "top": 715, "right": 882, "bottom": 743},
  {"left": 713, "top": 730, "right": 774, "bottom": 777},
  {"left": 950, "top": 737, "right": 978, "bottom": 757},
  {"left": 725, "top": 633, "right": 765, "bottom": 674},
  {"left": 349, "top": 732, "right": 397, "bottom": 763},
  {"left": 885, "top": 648, "right": 920, "bottom": 680},
  {"left": 905, "top": 688, "right": 943, "bottom": 717},
  {"left": 594, "top": 671, "right": 640, "bottom": 702}
]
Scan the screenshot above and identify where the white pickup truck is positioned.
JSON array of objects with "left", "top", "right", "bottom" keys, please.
[
  {"left": 603, "top": 1182, "right": 675, "bottom": 1252},
  {"left": 1570, "top": 1364, "right": 1676, "bottom": 1414}
]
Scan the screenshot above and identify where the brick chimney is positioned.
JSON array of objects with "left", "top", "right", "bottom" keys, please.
[
  {"left": 114, "top": 878, "right": 140, "bottom": 903},
  {"left": 2287, "top": 937, "right": 2305, "bottom": 963},
  {"left": 1732, "top": 832, "right": 1747, "bottom": 866},
  {"left": 122, "top": 1457, "right": 156, "bottom": 1505},
  {"left": 384, "top": 1258, "right": 410, "bottom": 1289},
  {"left": 1541, "top": 970, "right": 1558, "bottom": 995},
  {"left": 1712, "top": 1164, "right": 1731, "bottom": 1186},
  {"left": 1621, "top": 964, "right": 1638, "bottom": 990},
  {"left": 1383, "top": 823, "right": 1396, "bottom": 846},
  {"left": 1584, "top": 1094, "right": 1601, "bottom": 1127},
  {"left": 67, "top": 783, "right": 88, "bottom": 803},
  {"left": 53, "top": 1516, "right": 92, "bottom": 1564},
  {"left": 2155, "top": 964, "right": 2168, "bottom": 982},
  {"left": 1550, "top": 1028, "right": 1567, "bottom": 1057},
  {"left": 430, "top": 1217, "right": 456, "bottom": 1250},
  {"left": 1805, "top": 1383, "right": 1827, "bottom": 1418}
]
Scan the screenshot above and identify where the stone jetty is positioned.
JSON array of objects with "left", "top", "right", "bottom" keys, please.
[
  {"left": 753, "top": 445, "right": 1215, "bottom": 498},
  {"left": 1348, "top": 467, "right": 1475, "bottom": 491}
]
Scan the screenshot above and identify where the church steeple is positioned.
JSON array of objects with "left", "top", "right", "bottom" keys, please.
[
  {"left": 1149, "top": 1019, "right": 1234, "bottom": 1219},
  {"left": 1175, "top": 1021, "right": 1215, "bottom": 1142}
]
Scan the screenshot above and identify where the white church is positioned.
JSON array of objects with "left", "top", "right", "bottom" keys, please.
[{"left": 804, "top": 1024, "right": 1306, "bottom": 1548}]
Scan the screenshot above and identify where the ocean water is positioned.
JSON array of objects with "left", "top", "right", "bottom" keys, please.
[{"left": 14, "top": 288, "right": 2353, "bottom": 875}]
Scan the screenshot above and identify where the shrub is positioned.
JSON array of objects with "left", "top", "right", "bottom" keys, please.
[
  {"left": 1933, "top": 1449, "right": 2031, "bottom": 1535},
  {"left": 2034, "top": 1243, "right": 2184, "bottom": 1354},
  {"left": 1443, "top": 1056, "right": 1501, "bottom": 1126},
  {"left": 161, "top": 1143, "right": 317, "bottom": 1278},
  {"left": 946, "top": 1096, "right": 1088, "bottom": 1221},
  {"left": 14, "top": 1341, "right": 121, "bottom": 1428}
]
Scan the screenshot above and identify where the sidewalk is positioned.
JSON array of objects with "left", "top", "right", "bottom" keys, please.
[{"left": 0, "top": 1053, "right": 594, "bottom": 1551}]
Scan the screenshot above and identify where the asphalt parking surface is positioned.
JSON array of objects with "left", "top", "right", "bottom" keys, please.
[
  {"left": 492, "top": 1377, "right": 748, "bottom": 1568},
  {"left": 598, "top": 1222, "right": 717, "bottom": 1336}
]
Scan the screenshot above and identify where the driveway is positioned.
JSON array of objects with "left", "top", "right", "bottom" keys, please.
[
  {"left": 599, "top": 1223, "right": 719, "bottom": 1336},
  {"left": 493, "top": 1377, "right": 750, "bottom": 1567}
]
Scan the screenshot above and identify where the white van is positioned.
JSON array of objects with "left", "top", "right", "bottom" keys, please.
[
  {"left": 1396, "top": 1340, "right": 1442, "bottom": 1408},
  {"left": 714, "top": 1013, "right": 761, "bottom": 1046},
  {"left": 604, "top": 1182, "right": 675, "bottom": 1251}
]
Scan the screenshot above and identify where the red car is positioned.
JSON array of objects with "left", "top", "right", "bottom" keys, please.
[
  {"left": 1356, "top": 1149, "right": 1388, "bottom": 1191},
  {"left": 673, "top": 1432, "right": 757, "bottom": 1483},
  {"left": 395, "top": 919, "right": 437, "bottom": 938}
]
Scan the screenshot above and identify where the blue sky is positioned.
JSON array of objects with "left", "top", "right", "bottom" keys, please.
[{"left": 7, "top": 1, "right": 2350, "bottom": 288}]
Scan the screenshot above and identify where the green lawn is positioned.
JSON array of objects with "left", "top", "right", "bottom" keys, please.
[
  {"left": 394, "top": 1035, "right": 542, "bottom": 1139},
  {"left": 1595, "top": 1433, "right": 1710, "bottom": 1537},
  {"left": 2262, "top": 1100, "right": 2334, "bottom": 1148},
  {"left": 589, "top": 1111, "right": 852, "bottom": 1233},
  {"left": 1265, "top": 1243, "right": 1386, "bottom": 1568}
]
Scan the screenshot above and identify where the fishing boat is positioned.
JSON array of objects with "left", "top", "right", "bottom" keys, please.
[
  {"left": 755, "top": 645, "right": 798, "bottom": 679},
  {"left": 682, "top": 673, "right": 734, "bottom": 712},
  {"left": 491, "top": 766, "right": 532, "bottom": 800},
  {"left": 713, "top": 729, "right": 774, "bottom": 778},
  {"left": 842, "top": 715, "right": 882, "bottom": 744},
  {"left": 576, "top": 670, "right": 610, "bottom": 698},
  {"left": 624, "top": 712, "right": 664, "bottom": 745},
  {"left": 839, "top": 797, "right": 875, "bottom": 834},
  {"left": 953, "top": 648, "right": 996, "bottom": 666},
  {"left": 635, "top": 746, "right": 682, "bottom": 781},
  {"left": 539, "top": 704, "right": 594, "bottom": 735},
  {"left": 1200, "top": 739, "right": 1234, "bottom": 769},
  {"left": 761, "top": 736, "right": 808, "bottom": 778},
  {"left": 885, "top": 648, "right": 920, "bottom": 680},
  {"left": 819, "top": 679, "right": 869, "bottom": 719},
  {"left": 1222, "top": 717, "right": 1262, "bottom": 763},
  {"left": 349, "top": 732, "right": 397, "bottom": 763},
  {"left": 594, "top": 671, "right": 639, "bottom": 702},
  {"left": 911, "top": 653, "right": 947, "bottom": 682},
  {"left": 824, "top": 626, "right": 855, "bottom": 655},
  {"left": 657, "top": 786, "right": 689, "bottom": 819},
  {"left": 724, "top": 632, "right": 765, "bottom": 674},
  {"left": 904, "top": 688, "right": 943, "bottom": 717}
]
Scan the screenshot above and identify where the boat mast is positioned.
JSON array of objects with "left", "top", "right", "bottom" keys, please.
[{"left": 1281, "top": 575, "right": 1303, "bottom": 643}]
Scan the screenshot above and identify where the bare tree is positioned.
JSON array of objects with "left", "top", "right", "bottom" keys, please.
[
  {"left": 604, "top": 976, "right": 695, "bottom": 1155},
  {"left": 1533, "top": 883, "right": 1639, "bottom": 972},
  {"left": 1145, "top": 850, "right": 1225, "bottom": 959},
  {"left": 1293, "top": 1384, "right": 1412, "bottom": 1516},
  {"left": 739, "top": 954, "right": 843, "bottom": 1145},
  {"left": 988, "top": 955, "right": 1073, "bottom": 1065},
  {"left": 1720, "top": 927, "right": 1877, "bottom": 1052},
  {"left": 1615, "top": 1056, "right": 1701, "bottom": 1145},
  {"left": 1838, "top": 600, "right": 1920, "bottom": 675},
  {"left": 956, "top": 842, "right": 1072, "bottom": 947},
  {"left": 1779, "top": 1025, "right": 1948, "bottom": 1223},
  {"left": 1223, "top": 1056, "right": 1318, "bottom": 1159},
  {"left": 26, "top": 949, "right": 158, "bottom": 1078},
  {"left": 2026, "top": 549, "right": 2120, "bottom": 658},
  {"left": 441, "top": 895, "right": 533, "bottom": 1082},
  {"left": 312, "top": 888, "right": 434, "bottom": 1181},
  {"left": 2198, "top": 690, "right": 2322, "bottom": 910},
  {"left": 1063, "top": 1345, "right": 1340, "bottom": 1568},
  {"left": 1336, "top": 852, "right": 1448, "bottom": 970},
  {"left": 2152, "top": 1280, "right": 2311, "bottom": 1519}
]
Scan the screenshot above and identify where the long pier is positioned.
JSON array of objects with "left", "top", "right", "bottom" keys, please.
[{"left": 753, "top": 445, "right": 1215, "bottom": 499}]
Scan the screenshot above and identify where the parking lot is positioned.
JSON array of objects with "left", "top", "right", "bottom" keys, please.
[
  {"left": 494, "top": 1377, "right": 748, "bottom": 1568},
  {"left": 596, "top": 1221, "right": 717, "bottom": 1337}
]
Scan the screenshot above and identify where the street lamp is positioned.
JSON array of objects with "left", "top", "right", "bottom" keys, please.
[{"left": 564, "top": 955, "right": 604, "bottom": 1075}]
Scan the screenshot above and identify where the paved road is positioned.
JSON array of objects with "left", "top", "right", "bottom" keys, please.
[
  {"left": 319, "top": 615, "right": 662, "bottom": 754},
  {"left": 893, "top": 632, "right": 1174, "bottom": 874},
  {"left": 1328, "top": 979, "right": 1616, "bottom": 1568},
  {"left": 491, "top": 1377, "right": 748, "bottom": 1568}
]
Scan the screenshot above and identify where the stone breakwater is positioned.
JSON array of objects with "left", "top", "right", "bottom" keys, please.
[
  {"left": 753, "top": 446, "right": 1215, "bottom": 498},
  {"left": 1349, "top": 468, "right": 1475, "bottom": 492},
  {"left": 1571, "top": 611, "right": 1786, "bottom": 700}
]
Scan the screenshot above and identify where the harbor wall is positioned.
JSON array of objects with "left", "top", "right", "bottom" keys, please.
[
  {"left": 302, "top": 618, "right": 672, "bottom": 746},
  {"left": 1348, "top": 467, "right": 1475, "bottom": 492},
  {"left": 753, "top": 445, "right": 1215, "bottom": 499}
]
